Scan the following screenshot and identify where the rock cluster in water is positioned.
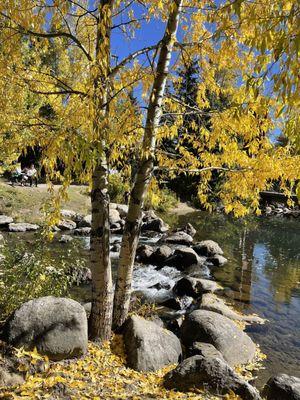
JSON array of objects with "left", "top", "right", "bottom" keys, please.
[
  {"left": 263, "top": 203, "right": 300, "bottom": 218},
  {"left": 0, "top": 207, "right": 299, "bottom": 400}
]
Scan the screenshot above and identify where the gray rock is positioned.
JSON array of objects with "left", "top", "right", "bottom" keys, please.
[
  {"left": 0, "top": 366, "right": 24, "bottom": 387},
  {"left": 162, "top": 231, "right": 194, "bottom": 246},
  {"left": 164, "top": 356, "right": 261, "bottom": 400},
  {"left": 160, "top": 295, "right": 193, "bottom": 311},
  {"left": 209, "top": 254, "right": 228, "bottom": 266},
  {"left": 142, "top": 218, "right": 169, "bottom": 233},
  {"left": 109, "top": 209, "right": 121, "bottom": 224},
  {"left": 177, "top": 223, "right": 197, "bottom": 237},
  {"left": 60, "top": 209, "right": 80, "bottom": 221},
  {"left": 78, "top": 214, "right": 92, "bottom": 228},
  {"left": 83, "top": 302, "right": 91, "bottom": 317},
  {"left": 111, "top": 243, "right": 121, "bottom": 252},
  {"left": 193, "top": 240, "right": 223, "bottom": 257},
  {"left": 263, "top": 374, "right": 300, "bottom": 400},
  {"left": 200, "top": 293, "right": 264, "bottom": 324},
  {"left": 116, "top": 204, "right": 128, "bottom": 218},
  {"left": 2, "top": 297, "right": 88, "bottom": 361},
  {"left": 0, "top": 215, "right": 13, "bottom": 227},
  {"left": 181, "top": 310, "right": 256, "bottom": 366},
  {"left": 73, "top": 227, "right": 91, "bottom": 236},
  {"left": 59, "top": 234, "right": 73, "bottom": 243},
  {"left": 173, "top": 277, "right": 222, "bottom": 298},
  {"left": 136, "top": 244, "right": 154, "bottom": 263},
  {"left": 123, "top": 315, "right": 182, "bottom": 372},
  {"left": 187, "top": 342, "right": 225, "bottom": 360},
  {"left": 166, "top": 248, "right": 200, "bottom": 270},
  {"left": 8, "top": 223, "right": 40, "bottom": 232},
  {"left": 149, "top": 245, "right": 173, "bottom": 266},
  {"left": 0, "top": 233, "right": 4, "bottom": 241},
  {"left": 110, "top": 222, "right": 123, "bottom": 233},
  {"left": 57, "top": 219, "right": 77, "bottom": 231},
  {"left": 142, "top": 210, "right": 159, "bottom": 222}
]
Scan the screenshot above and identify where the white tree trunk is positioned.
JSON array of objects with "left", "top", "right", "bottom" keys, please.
[
  {"left": 113, "top": 0, "right": 183, "bottom": 329},
  {"left": 88, "top": 0, "right": 114, "bottom": 341},
  {"left": 89, "top": 158, "right": 113, "bottom": 340}
]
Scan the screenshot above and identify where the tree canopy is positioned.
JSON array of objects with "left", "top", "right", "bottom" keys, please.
[{"left": 0, "top": 0, "right": 299, "bottom": 338}]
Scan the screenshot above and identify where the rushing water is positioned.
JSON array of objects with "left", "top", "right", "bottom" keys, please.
[{"left": 2, "top": 211, "right": 300, "bottom": 386}]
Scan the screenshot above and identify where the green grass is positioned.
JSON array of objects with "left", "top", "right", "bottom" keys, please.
[{"left": 0, "top": 179, "right": 91, "bottom": 224}]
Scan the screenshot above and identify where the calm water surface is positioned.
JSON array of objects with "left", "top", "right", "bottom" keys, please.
[
  {"left": 168, "top": 211, "right": 300, "bottom": 386},
  {"left": 3, "top": 211, "right": 300, "bottom": 386}
]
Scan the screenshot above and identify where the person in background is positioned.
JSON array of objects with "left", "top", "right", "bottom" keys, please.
[
  {"left": 25, "top": 164, "right": 38, "bottom": 187},
  {"left": 11, "top": 162, "right": 24, "bottom": 186}
]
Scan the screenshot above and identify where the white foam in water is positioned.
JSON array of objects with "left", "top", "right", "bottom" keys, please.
[
  {"left": 132, "top": 264, "right": 182, "bottom": 302},
  {"left": 79, "top": 233, "right": 160, "bottom": 251}
]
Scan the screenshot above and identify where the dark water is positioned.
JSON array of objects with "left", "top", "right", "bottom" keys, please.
[
  {"left": 165, "top": 211, "right": 300, "bottom": 386},
  {"left": 2, "top": 211, "right": 300, "bottom": 386}
]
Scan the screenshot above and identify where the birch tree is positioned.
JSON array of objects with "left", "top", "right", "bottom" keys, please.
[
  {"left": 113, "top": 0, "right": 183, "bottom": 328},
  {"left": 0, "top": 0, "right": 299, "bottom": 338}
]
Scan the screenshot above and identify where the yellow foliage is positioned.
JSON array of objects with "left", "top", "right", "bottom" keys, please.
[{"left": 0, "top": 340, "right": 220, "bottom": 400}]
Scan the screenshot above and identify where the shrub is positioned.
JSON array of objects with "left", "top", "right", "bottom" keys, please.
[
  {"left": 0, "top": 239, "right": 77, "bottom": 321},
  {"left": 144, "top": 180, "right": 178, "bottom": 212},
  {"left": 108, "top": 173, "right": 130, "bottom": 204}
]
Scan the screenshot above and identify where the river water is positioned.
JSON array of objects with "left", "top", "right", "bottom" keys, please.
[
  {"left": 166, "top": 211, "right": 300, "bottom": 386},
  {"left": 2, "top": 211, "right": 300, "bottom": 387}
]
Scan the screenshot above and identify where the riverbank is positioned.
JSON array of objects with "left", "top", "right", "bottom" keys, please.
[
  {"left": 0, "top": 180, "right": 91, "bottom": 224},
  {"left": 0, "top": 188, "right": 299, "bottom": 398},
  {"left": 0, "top": 219, "right": 267, "bottom": 399}
]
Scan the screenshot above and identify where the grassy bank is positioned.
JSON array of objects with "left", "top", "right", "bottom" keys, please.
[{"left": 0, "top": 179, "right": 91, "bottom": 224}]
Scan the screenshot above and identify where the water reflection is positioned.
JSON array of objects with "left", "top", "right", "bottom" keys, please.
[{"left": 167, "top": 211, "right": 300, "bottom": 385}]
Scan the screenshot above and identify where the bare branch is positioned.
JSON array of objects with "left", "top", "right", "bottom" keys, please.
[
  {"left": 110, "top": 43, "right": 160, "bottom": 77},
  {"left": 0, "top": 11, "right": 93, "bottom": 62}
]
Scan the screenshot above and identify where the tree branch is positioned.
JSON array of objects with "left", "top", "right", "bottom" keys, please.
[
  {"left": 0, "top": 11, "right": 93, "bottom": 62},
  {"left": 109, "top": 43, "right": 160, "bottom": 77}
]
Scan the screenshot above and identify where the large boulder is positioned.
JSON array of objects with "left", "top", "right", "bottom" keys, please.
[
  {"left": 0, "top": 215, "right": 13, "bottom": 228},
  {"left": 166, "top": 248, "right": 200, "bottom": 270},
  {"left": 164, "top": 356, "right": 261, "bottom": 400},
  {"left": 135, "top": 244, "right": 154, "bottom": 264},
  {"left": 149, "top": 245, "right": 173, "bottom": 266},
  {"left": 181, "top": 310, "right": 256, "bottom": 366},
  {"left": 1, "top": 297, "right": 88, "bottom": 361},
  {"left": 208, "top": 254, "right": 228, "bottom": 266},
  {"left": 8, "top": 223, "right": 39, "bottom": 232},
  {"left": 262, "top": 374, "right": 300, "bottom": 400},
  {"left": 142, "top": 218, "right": 169, "bottom": 233},
  {"left": 57, "top": 219, "right": 77, "bottom": 231},
  {"left": 123, "top": 315, "right": 182, "bottom": 372},
  {"left": 162, "top": 231, "right": 194, "bottom": 246},
  {"left": 200, "top": 293, "right": 264, "bottom": 324},
  {"left": 187, "top": 342, "right": 224, "bottom": 360},
  {"left": 193, "top": 240, "right": 223, "bottom": 257},
  {"left": 173, "top": 277, "right": 222, "bottom": 298}
]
